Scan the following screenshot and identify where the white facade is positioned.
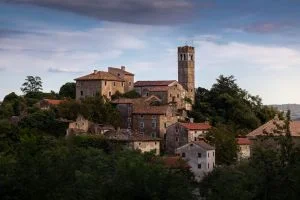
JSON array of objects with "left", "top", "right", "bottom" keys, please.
[{"left": 175, "top": 142, "right": 215, "bottom": 181}]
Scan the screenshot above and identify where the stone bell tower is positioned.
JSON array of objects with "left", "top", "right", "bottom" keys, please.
[{"left": 178, "top": 45, "right": 195, "bottom": 104}]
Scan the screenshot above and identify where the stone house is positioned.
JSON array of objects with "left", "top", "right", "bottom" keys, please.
[
  {"left": 37, "top": 99, "right": 64, "bottom": 110},
  {"left": 165, "top": 122, "right": 211, "bottom": 154},
  {"left": 247, "top": 117, "right": 300, "bottom": 146},
  {"left": 175, "top": 141, "right": 215, "bottom": 180},
  {"left": 74, "top": 66, "right": 134, "bottom": 100},
  {"left": 134, "top": 80, "right": 190, "bottom": 110},
  {"left": 111, "top": 95, "right": 162, "bottom": 129},
  {"left": 104, "top": 129, "right": 161, "bottom": 155},
  {"left": 132, "top": 104, "right": 178, "bottom": 139},
  {"left": 236, "top": 137, "right": 251, "bottom": 160},
  {"left": 66, "top": 115, "right": 115, "bottom": 136}
]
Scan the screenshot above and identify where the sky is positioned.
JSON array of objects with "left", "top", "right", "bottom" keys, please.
[{"left": 0, "top": 0, "right": 300, "bottom": 104}]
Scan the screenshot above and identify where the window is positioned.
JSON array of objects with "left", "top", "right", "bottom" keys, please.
[
  {"left": 194, "top": 137, "right": 197, "bottom": 141},
  {"left": 129, "top": 82, "right": 132, "bottom": 86},
  {"left": 182, "top": 152, "right": 185, "bottom": 158},
  {"left": 122, "top": 82, "right": 124, "bottom": 87},
  {"left": 152, "top": 122, "right": 156, "bottom": 129},
  {"left": 198, "top": 153, "right": 201, "bottom": 158},
  {"left": 176, "top": 128, "right": 179, "bottom": 132},
  {"left": 146, "top": 92, "right": 149, "bottom": 96},
  {"left": 105, "top": 81, "right": 107, "bottom": 86},
  {"left": 191, "top": 55, "right": 193, "bottom": 61},
  {"left": 177, "top": 94, "right": 179, "bottom": 98},
  {"left": 113, "top": 82, "right": 116, "bottom": 86},
  {"left": 190, "top": 143, "right": 193, "bottom": 147},
  {"left": 208, "top": 163, "right": 209, "bottom": 169},
  {"left": 213, "top": 162, "right": 215, "bottom": 168},
  {"left": 198, "top": 164, "right": 201, "bottom": 169},
  {"left": 109, "top": 92, "right": 111, "bottom": 97},
  {"left": 151, "top": 132, "right": 156, "bottom": 138},
  {"left": 183, "top": 54, "right": 186, "bottom": 60},
  {"left": 117, "top": 73, "right": 120, "bottom": 77},
  {"left": 140, "top": 115, "right": 144, "bottom": 118},
  {"left": 80, "top": 91, "right": 83, "bottom": 96},
  {"left": 140, "top": 122, "right": 144, "bottom": 129},
  {"left": 175, "top": 137, "right": 179, "bottom": 142},
  {"left": 164, "top": 123, "right": 167, "bottom": 128},
  {"left": 208, "top": 152, "right": 209, "bottom": 158},
  {"left": 213, "top": 152, "right": 214, "bottom": 157},
  {"left": 180, "top": 54, "right": 183, "bottom": 61},
  {"left": 152, "top": 115, "right": 156, "bottom": 119}
]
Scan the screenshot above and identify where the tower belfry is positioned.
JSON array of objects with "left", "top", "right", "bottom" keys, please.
[{"left": 178, "top": 46, "right": 195, "bottom": 103}]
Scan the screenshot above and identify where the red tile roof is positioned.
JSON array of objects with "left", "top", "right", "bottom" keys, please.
[
  {"left": 247, "top": 119, "right": 300, "bottom": 138},
  {"left": 75, "top": 71, "right": 124, "bottom": 81},
  {"left": 44, "top": 99, "right": 64, "bottom": 105},
  {"left": 134, "top": 80, "right": 176, "bottom": 87},
  {"left": 162, "top": 156, "right": 190, "bottom": 169},
  {"left": 111, "top": 98, "right": 135, "bottom": 104},
  {"left": 180, "top": 122, "right": 211, "bottom": 130},
  {"left": 108, "top": 67, "right": 134, "bottom": 76},
  {"left": 104, "top": 129, "right": 161, "bottom": 141},
  {"left": 237, "top": 137, "right": 251, "bottom": 145}
]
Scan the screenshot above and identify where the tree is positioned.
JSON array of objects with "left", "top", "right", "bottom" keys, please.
[
  {"left": 20, "top": 76, "right": 43, "bottom": 94},
  {"left": 206, "top": 125, "right": 238, "bottom": 165},
  {"left": 59, "top": 82, "right": 76, "bottom": 99}
]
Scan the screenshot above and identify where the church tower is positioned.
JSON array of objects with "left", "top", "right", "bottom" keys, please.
[{"left": 178, "top": 46, "right": 195, "bottom": 104}]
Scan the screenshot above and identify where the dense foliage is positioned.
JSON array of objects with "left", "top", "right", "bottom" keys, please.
[
  {"left": 21, "top": 76, "right": 43, "bottom": 94},
  {"left": 0, "top": 130, "right": 196, "bottom": 200},
  {"left": 59, "top": 82, "right": 76, "bottom": 99},
  {"left": 200, "top": 112, "right": 300, "bottom": 200},
  {"left": 190, "top": 75, "right": 280, "bottom": 132}
]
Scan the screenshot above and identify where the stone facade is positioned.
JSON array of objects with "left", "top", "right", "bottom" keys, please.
[
  {"left": 134, "top": 80, "right": 190, "bottom": 110},
  {"left": 165, "top": 122, "right": 211, "bottom": 155},
  {"left": 132, "top": 104, "right": 178, "bottom": 139},
  {"left": 75, "top": 66, "right": 134, "bottom": 100},
  {"left": 178, "top": 46, "right": 195, "bottom": 103},
  {"left": 175, "top": 141, "right": 215, "bottom": 181},
  {"left": 237, "top": 137, "right": 251, "bottom": 160}
]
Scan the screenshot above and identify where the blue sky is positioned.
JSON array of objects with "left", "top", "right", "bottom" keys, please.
[{"left": 1, "top": 0, "right": 300, "bottom": 104}]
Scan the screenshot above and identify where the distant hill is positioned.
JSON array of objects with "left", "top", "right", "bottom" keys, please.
[{"left": 270, "top": 104, "right": 300, "bottom": 120}]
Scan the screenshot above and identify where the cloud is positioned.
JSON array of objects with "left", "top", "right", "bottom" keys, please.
[
  {"left": 4, "top": 0, "right": 199, "bottom": 25},
  {"left": 0, "top": 67, "right": 5, "bottom": 71},
  {"left": 244, "top": 22, "right": 293, "bottom": 33},
  {"left": 48, "top": 67, "right": 83, "bottom": 73}
]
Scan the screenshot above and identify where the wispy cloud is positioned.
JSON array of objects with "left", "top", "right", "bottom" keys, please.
[
  {"left": 244, "top": 22, "right": 293, "bottom": 33},
  {"left": 48, "top": 67, "right": 83, "bottom": 73},
  {"left": 5, "top": 0, "right": 198, "bottom": 25},
  {"left": 0, "top": 67, "right": 5, "bottom": 71}
]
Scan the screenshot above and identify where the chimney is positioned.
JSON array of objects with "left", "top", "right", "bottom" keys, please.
[
  {"left": 121, "top": 66, "right": 126, "bottom": 71},
  {"left": 189, "top": 118, "right": 194, "bottom": 123},
  {"left": 93, "top": 70, "right": 98, "bottom": 74}
]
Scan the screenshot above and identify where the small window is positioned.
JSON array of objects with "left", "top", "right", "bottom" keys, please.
[
  {"left": 208, "top": 163, "right": 209, "bottom": 169},
  {"left": 152, "top": 115, "right": 156, "bottom": 119},
  {"left": 213, "top": 152, "right": 214, "bottom": 157},
  {"left": 191, "top": 55, "right": 193, "bottom": 61},
  {"left": 105, "top": 81, "right": 107, "bottom": 86},
  {"left": 198, "top": 153, "right": 201, "bottom": 158},
  {"left": 182, "top": 152, "right": 185, "bottom": 158},
  {"left": 109, "top": 92, "right": 111, "bottom": 97},
  {"left": 164, "top": 123, "right": 167, "bottom": 128},
  {"left": 146, "top": 92, "right": 149, "bottom": 96},
  {"left": 198, "top": 164, "right": 201, "bottom": 169},
  {"left": 152, "top": 122, "right": 156, "bottom": 128},
  {"left": 140, "top": 122, "right": 144, "bottom": 129},
  {"left": 194, "top": 137, "right": 197, "bottom": 141},
  {"left": 129, "top": 82, "right": 132, "bottom": 86},
  {"left": 113, "top": 82, "right": 116, "bottom": 86},
  {"left": 213, "top": 162, "right": 215, "bottom": 168},
  {"left": 152, "top": 132, "right": 156, "bottom": 138},
  {"left": 80, "top": 91, "right": 83, "bottom": 96},
  {"left": 122, "top": 82, "right": 124, "bottom": 87},
  {"left": 117, "top": 73, "right": 120, "bottom": 77},
  {"left": 139, "top": 142, "right": 141, "bottom": 146},
  {"left": 177, "top": 94, "right": 179, "bottom": 98},
  {"left": 176, "top": 128, "right": 179, "bottom": 132},
  {"left": 190, "top": 143, "right": 193, "bottom": 147},
  {"left": 183, "top": 54, "right": 186, "bottom": 60},
  {"left": 175, "top": 137, "right": 179, "bottom": 142},
  {"left": 208, "top": 152, "right": 209, "bottom": 158},
  {"left": 140, "top": 115, "right": 144, "bottom": 118}
]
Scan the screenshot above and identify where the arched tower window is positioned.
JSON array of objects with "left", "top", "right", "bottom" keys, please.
[
  {"left": 180, "top": 54, "right": 183, "bottom": 61},
  {"left": 183, "top": 54, "right": 186, "bottom": 60},
  {"left": 191, "top": 55, "right": 193, "bottom": 61}
]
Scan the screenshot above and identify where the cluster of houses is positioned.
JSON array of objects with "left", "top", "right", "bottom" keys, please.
[{"left": 37, "top": 45, "right": 300, "bottom": 180}]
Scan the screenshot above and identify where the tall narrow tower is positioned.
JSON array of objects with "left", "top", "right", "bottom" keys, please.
[{"left": 178, "top": 46, "right": 195, "bottom": 104}]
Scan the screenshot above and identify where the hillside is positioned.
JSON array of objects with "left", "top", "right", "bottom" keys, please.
[{"left": 271, "top": 104, "right": 300, "bottom": 120}]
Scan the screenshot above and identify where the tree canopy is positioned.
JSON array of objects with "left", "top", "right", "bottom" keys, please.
[
  {"left": 20, "top": 76, "right": 43, "bottom": 94},
  {"left": 59, "top": 82, "right": 76, "bottom": 99}
]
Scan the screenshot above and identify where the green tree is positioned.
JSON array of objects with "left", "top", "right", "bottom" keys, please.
[
  {"left": 206, "top": 125, "right": 238, "bottom": 165},
  {"left": 59, "top": 82, "right": 76, "bottom": 99},
  {"left": 20, "top": 76, "right": 43, "bottom": 94}
]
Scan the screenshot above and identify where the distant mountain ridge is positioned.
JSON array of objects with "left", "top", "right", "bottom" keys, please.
[{"left": 270, "top": 104, "right": 300, "bottom": 120}]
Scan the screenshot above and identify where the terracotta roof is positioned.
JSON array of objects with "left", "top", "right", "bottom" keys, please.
[
  {"left": 237, "top": 137, "right": 251, "bottom": 145},
  {"left": 108, "top": 67, "right": 134, "bottom": 76},
  {"left": 162, "top": 156, "right": 190, "bottom": 169},
  {"left": 75, "top": 71, "right": 124, "bottom": 81},
  {"left": 191, "top": 141, "right": 215, "bottom": 150},
  {"left": 44, "top": 99, "right": 64, "bottom": 105},
  {"left": 180, "top": 122, "right": 211, "bottom": 130},
  {"left": 247, "top": 119, "right": 300, "bottom": 138},
  {"left": 148, "top": 86, "right": 169, "bottom": 92},
  {"left": 134, "top": 80, "right": 176, "bottom": 87},
  {"left": 132, "top": 105, "right": 169, "bottom": 115}
]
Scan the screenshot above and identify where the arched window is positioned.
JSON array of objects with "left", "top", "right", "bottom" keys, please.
[
  {"left": 180, "top": 54, "right": 183, "bottom": 61},
  {"left": 183, "top": 54, "right": 186, "bottom": 60},
  {"left": 191, "top": 55, "right": 193, "bottom": 61}
]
